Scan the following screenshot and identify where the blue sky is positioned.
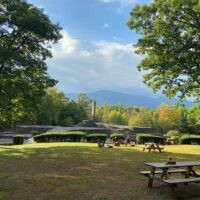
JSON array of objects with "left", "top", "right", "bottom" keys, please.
[{"left": 28, "top": 0, "right": 155, "bottom": 96}]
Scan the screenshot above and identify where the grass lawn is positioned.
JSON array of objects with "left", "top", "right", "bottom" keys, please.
[{"left": 0, "top": 143, "right": 200, "bottom": 200}]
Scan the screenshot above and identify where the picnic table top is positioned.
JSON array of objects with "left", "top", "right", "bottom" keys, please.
[
  {"left": 144, "top": 143, "right": 158, "bottom": 145},
  {"left": 145, "top": 161, "right": 200, "bottom": 168}
]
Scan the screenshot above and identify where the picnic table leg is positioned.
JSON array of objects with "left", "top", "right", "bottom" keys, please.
[
  {"left": 156, "top": 144, "right": 162, "bottom": 153},
  {"left": 148, "top": 167, "right": 155, "bottom": 188},
  {"left": 161, "top": 168, "right": 169, "bottom": 180},
  {"left": 148, "top": 145, "right": 153, "bottom": 152},
  {"left": 185, "top": 167, "right": 191, "bottom": 179},
  {"left": 188, "top": 167, "right": 200, "bottom": 177},
  {"left": 183, "top": 167, "right": 191, "bottom": 185}
]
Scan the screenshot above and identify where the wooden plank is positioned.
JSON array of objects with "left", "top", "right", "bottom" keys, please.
[
  {"left": 140, "top": 169, "right": 187, "bottom": 175},
  {"left": 164, "top": 177, "right": 200, "bottom": 185},
  {"left": 143, "top": 147, "right": 164, "bottom": 150},
  {"left": 145, "top": 161, "right": 200, "bottom": 168}
]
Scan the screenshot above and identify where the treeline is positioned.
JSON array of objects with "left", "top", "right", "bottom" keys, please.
[
  {"left": 1, "top": 87, "right": 200, "bottom": 136},
  {"left": 0, "top": 88, "right": 91, "bottom": 129},
  {"left": 96, "top": 103, "right": 200, "bottom": 135}
]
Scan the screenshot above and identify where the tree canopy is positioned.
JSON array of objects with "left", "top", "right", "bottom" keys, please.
[
  {"left": 36, "top": 88, "right": 91, "bottom": 126},
  {"left": 0, "top": 0, "right": 62, "bottom": 127},
  {"left": 127, "top": 0, "right": 200, "bottom": 101}
]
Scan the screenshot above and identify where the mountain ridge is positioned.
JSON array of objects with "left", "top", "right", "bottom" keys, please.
[{"left": 66, "top": 90, "right": 193, "bottom": 108}]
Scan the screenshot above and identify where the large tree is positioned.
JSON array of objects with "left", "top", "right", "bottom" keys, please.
[
  {"left": 0, "top": 0, "right": 62, "bottom": 127},
  {"left": 127, "top": 0, "right": 200, "bottom": 101},
  {"left": 37, "top": 88, "right": 67, "bottom": 125}
]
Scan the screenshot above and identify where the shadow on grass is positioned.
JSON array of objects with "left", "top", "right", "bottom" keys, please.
[{"left": 0, "top": 144, "right": 199, "bottom": 200}]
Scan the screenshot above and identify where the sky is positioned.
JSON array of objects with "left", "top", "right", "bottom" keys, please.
[{"left": 28, "top": 0, "right": 155, "bottom": 96}]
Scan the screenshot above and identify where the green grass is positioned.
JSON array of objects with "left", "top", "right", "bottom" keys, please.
[{"left": 0, "top": 143, "right": 200, "bottom": 200}]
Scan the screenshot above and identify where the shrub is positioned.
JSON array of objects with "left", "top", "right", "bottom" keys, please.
[
  {"left": 86, "top": 134, "right": 108, "bottom": 142},
  {"left": 34, "top": 131, "right": 87, "bottom": 143},
  {"left": 110, "top": 133, "right": 126, "bottom": 139},
  {"left": 166, "top": 130, "right": 182, "bottom": 144},
  {"left": 168, "top": 136, "right": 180, "bottom": 144},
  {"left": 13, "top": 135, "right": 24, "bottom": 145},
  {"left": 166, "top": 130, "right": 181, "bottom": 137},
  {"left": 136, "top": 133, "right": 166, "bottom": 144},
  {"left": 179, "top": 134, "right": 200, "bottom": 144}
]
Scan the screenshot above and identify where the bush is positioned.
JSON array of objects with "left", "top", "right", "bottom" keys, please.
[
  {"left": 136, "top": 133, "right": 166, "bottom": 144},
  {"left": 110, "top": 133, "right": 126, "bottom": 139},
  {"left": 166, "top": 130, "right": 182, "bottom": 144},
  {"left": 179, "top": 134, "right": 200, "bottom": 144},
  {"left": 168, "top": 136, "right": 180, "bottom": 144},
  {"left": 86, "top": 134, "right": 108, "bottom": 143},
  {"left": 13, "top": 135, "right": 24, "bottom": 145},
  {"left": 34, "top": 131, "right": 87, "bottom": 143},
  {"left": 166, "top": 130, "right": 181, "bottom": 137}
]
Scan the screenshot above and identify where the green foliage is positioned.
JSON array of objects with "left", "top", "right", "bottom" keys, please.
[
  {"left": 58, "top": 101, "right": 88, "bottom": 126},
  {"left": 110, "top": 133, "right": 126, "bottom": 139},
  {"left": 166, "top": 130, "right": 182, "bottom": 144},
  {"left": 0, "top": 0, "right": 62, "bottom": 127},
  {"left": 13, "top": 135, "right": 24, "bottom": 145},
  {"left": 36, "top": 88, "right": 90, "bottom": 126},
  {"left": 136, "top": 133, "right": 166, "bottom": 144},
  {"left": 179, "top": 134, "right": 200, "bottom": 144},
  {"left": 37, "top": 88, "right": 67, "bottom": 125},
  {"left": 86, "top": 134, "right": 108, "bottom": 142},
  {"left": 128, "top": 0, "right": 200, "bottom": 101},
  {"left": 187, "top": 104, "right": 200, "bottom": 134},
  {"left": 75, "top": 93, "right": 91, "bottom": 110},
  {"left": 96, "top": 104, "right": 139, "bottom": 125},
  {"left": 34, "top": 132, "right": 87, "bottom": 143},
  {"left": 166, "top": 130, "right": 181, "bottom": 137},
  {"left": 96, "top": 104, "right": 192, "bottom": 135},
  {"left": 108, "top": 110, "right": 128, "bottom": 125},
  {"left": 153, "top": 104, "right": 183, "bottom": 134},
  {"left": 128, "top": 108, "right": 154, "bottom": 127}
]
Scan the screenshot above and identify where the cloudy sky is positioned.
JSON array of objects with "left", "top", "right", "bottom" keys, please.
[{"left": 28, "top": 0, "right": 155, "bottom": 96}]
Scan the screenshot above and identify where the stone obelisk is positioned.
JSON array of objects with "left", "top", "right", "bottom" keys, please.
[{"left": 91, "top": 100, "right": 96, "bottom": 121}]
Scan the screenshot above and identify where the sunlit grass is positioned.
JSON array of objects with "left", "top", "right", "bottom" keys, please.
[{"left": 0, "top": 143, "right": 200, "bottom": 200}]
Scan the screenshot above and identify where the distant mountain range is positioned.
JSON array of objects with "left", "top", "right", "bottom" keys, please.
[{"left": 66, "top": 90, "right": 193, "bottom": 108}]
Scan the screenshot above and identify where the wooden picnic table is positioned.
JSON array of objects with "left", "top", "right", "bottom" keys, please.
[
  {"left": 141, "top": 161, "right": 200, "bottom": 189},
  {"left": 142, "top": 143, "right": 164, "bottom": 153}
]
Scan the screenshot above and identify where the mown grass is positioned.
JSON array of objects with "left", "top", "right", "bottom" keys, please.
[{"left": 0, "top": 143, "right": 200, "bottom": 200}]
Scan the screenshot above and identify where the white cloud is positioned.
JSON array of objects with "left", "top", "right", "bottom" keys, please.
[
  {"left": 47, "top": 30, "right": 147, "bottom": 94},
  {"left": 52, "top": 31, "right": 79, "bottom": 58}
]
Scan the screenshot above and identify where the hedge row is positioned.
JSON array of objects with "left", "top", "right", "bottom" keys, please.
[
  {"left": 110, "top": 133, "right": 126, "bottom": 139},
  {"left": 179, "top": 135, "right": 200, "bottom": 144},
  {"left": 34, "top": 132, "right": 127, "bottom": 143},
  {"left": 136, "top": 133, "right": 166, "bottom": 144},
  {"left": 34, "top": 132, "right": 87, "bottom": 143},
  {"left": 86, "top": 134, "right": 108, "bottom": 142}
]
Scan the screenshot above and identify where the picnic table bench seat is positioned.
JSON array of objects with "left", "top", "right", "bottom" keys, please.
[
  {"left": 142, "top": 143, "right": 164, "bottom": 153},
  {"left": 140, "top": 169, "right": 187, "bottom": 176},
  {"left": 143, "top": 147, "right": 164, "bottom": 150},
  {"left": 164, "top": 177, "right": 200, "bottom": 185},
  {"left": 104, "top": 143, "right": 113, "bottom": 148},
  {"left": 142, "top": 161, "right": 200, "bottom": 190}
]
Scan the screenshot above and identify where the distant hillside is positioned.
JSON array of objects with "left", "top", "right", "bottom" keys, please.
[{"left": 67, "top": 90, "right": 193, "bottom": 108}]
